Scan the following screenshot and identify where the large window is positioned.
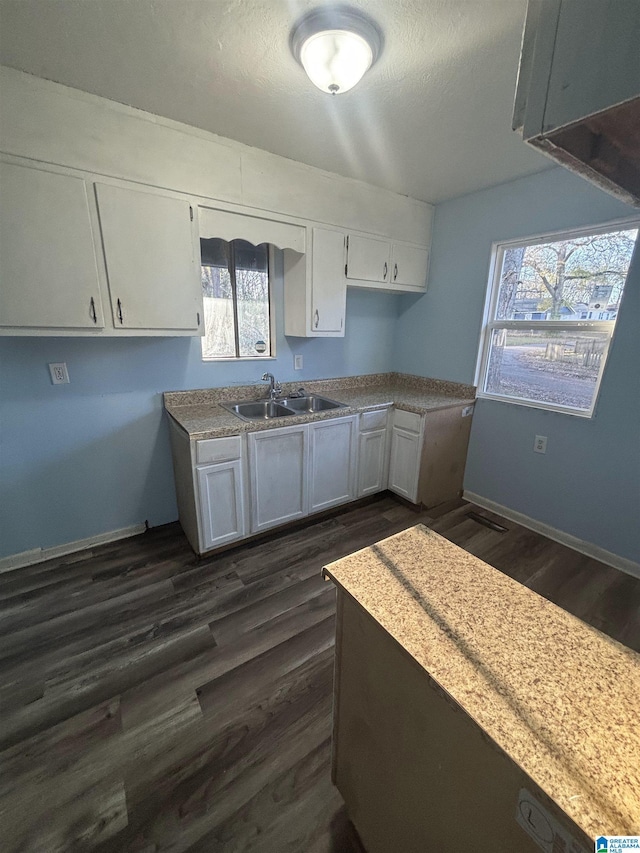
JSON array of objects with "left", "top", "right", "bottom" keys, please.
[
  {"left": 200, "top": 238, "right": 273, "bottom": 360},
  {"left": 476, "top": 223, "right": 638, "bottom": 416}
]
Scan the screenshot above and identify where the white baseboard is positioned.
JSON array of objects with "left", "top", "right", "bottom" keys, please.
[
  {"left": 0, "top": 523, "right": 147, "bottom": 574},
  {"left": 463, "top": 491, "right": 640, "bottom": 580}
]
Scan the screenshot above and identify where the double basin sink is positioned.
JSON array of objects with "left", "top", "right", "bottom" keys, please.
[{"left": 221, "top": 394, "right": 348, "bottom": 422}]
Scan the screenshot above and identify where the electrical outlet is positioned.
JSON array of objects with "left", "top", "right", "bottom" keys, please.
[
  {"left": 48, "top": 362, "right": 70, "bottom": 385},
  {"left": 533, "top": 435, "right": 547, "bottom": 454},
  {"left": 294, "top": 354, "right": 303, "bottom": 370}
]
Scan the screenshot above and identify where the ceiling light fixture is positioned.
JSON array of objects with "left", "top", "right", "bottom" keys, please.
[{"left": 291, "top": 7, "right": 382, "bottom": 95}]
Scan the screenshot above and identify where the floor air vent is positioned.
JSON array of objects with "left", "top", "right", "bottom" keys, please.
[{"left": 466, "top": 512, "right": 508, "bottom": 533}]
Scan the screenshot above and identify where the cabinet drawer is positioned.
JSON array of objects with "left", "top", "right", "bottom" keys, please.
[
  {"left": 360, "top": 409, "right": 388, "bottom": 432},
  {"left": 393, "top": 409, "right": 422, "bottom": 434},
  {"left": 196, "top": 435, "right": 242, "bottom": 464}
]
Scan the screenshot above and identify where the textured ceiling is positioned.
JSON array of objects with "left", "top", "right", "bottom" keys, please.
[{"left": 0, "top": 0, "right": 551, "bottom": 203}]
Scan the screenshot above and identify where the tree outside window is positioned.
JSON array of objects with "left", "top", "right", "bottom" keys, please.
[
  {"left": 478, "top": 224, "right": 638, "bottom": 416},
  {"left": 200, "top": 238, "right": 272, "bottom": 360}
]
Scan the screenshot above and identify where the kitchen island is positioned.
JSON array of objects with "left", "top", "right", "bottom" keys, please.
[{"left": 323, "top": 524, "right": 640, "bottom": 853}]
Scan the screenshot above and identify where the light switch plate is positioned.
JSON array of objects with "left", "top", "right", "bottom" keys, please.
[
  {"left": 294, "top": 354, "right": 303, "bottom": 370},
  {"left": 49, "top": 362, "right": 70, "bottom": 384}
]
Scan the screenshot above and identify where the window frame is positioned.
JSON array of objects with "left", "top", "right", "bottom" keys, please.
[
  {"left": 200, "top": 243, "right": 276, "bottom": 362},
  {"left": 475, "top": 217, "right": 639, "bottom": 418}
]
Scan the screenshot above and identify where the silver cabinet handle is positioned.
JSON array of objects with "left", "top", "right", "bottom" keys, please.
[
  {"left": 393, "top": 263, "right": 398, "bottom": 281},
  {"left": 314, "top": 308, "right": 319, "bottom": 329},
  {"left": 383, "top": 262, "right": 388, "bottom": 280},
  {"left": 116, "top": 298, "right": 124, "bottom": 324},
  {"left": 89, "top": 297, "right": 97, "bottom": 324}
]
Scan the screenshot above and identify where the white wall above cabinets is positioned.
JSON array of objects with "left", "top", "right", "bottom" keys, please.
[
  {"left": 199, "top": 206, "right": 306, "bottom": 253},
  {"left": 0, "top": 157, "right": 204, "bottom": 336},
  {"left": 345, "top": 234, "right": 430, "bottom": 293},
  {"left": 1, "top": 67, "right": 434, "bottom": 336}
]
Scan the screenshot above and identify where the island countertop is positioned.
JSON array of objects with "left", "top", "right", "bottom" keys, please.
[{"left": 323, "top": 524, "right": 640, "bottom": 841}]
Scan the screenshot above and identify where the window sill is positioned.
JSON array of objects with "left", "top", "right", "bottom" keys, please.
[
  {"left": 201, "top": 355, "right": 276, "bottom": 363},
  {"left": 476, "top": 392, "right": 594, "bottom": 418}
]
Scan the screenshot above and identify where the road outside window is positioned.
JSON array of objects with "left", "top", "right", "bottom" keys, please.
[{"left": 477, "top": 223, "right": 638, "bottom": 416}]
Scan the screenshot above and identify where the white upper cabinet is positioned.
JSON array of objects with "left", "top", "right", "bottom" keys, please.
[
  {"left": 514, "top": 0, "right": 640, "bottom": 205},
  {"left": 283, "top": 226, "right": 346, "bottom": 337},
  {"left": 311, "top": 228, "right": 347, "bottom": 333},
  {"left": 516, "top": 0, "right": 640, "bottom": 138},
  {"left": 345, "top": 234, "right": 391, "bottom": 284},
  {"left": 390, "top": 244, "right": 429, "bottom": 290},
  {"left": 0, "top": 160, "right": 105, "bottom": 330},
  {"left": 95, "top": 183, "right": 202, "bottom": 331},
  {"left": 346, "top": 234, "right": 429, "bottom": 292}
]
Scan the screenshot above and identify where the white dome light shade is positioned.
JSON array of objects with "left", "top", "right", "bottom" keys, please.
[
  {"left": 291, "top": 8, "right": 382, "bottom": 95},
  {"left": 299, "top": 29, "right": 373, "bottom": 94}
]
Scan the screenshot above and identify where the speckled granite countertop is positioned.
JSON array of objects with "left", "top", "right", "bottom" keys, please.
[
  {"left": 323, "top": 524, "right": 640, "bottom": 840},
  {"left": 164, "top": 372, "right": 475, "bottom": 440}
]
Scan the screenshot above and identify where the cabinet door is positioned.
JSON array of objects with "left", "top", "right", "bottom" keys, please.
[
  {"left": 197, "top": 459, "right": 246, "bottom": 550},
  {"left": 544, "top": 0, "right": 640, "bottom": 133},
  {"left": 248, "top": 425, "right": 308, "bottom": 533},
  {"left": 346, "top": 234, "right": 391, "bottom": 283},
  {"left": 388, "top": 427, "right": 421, "bottom": 503},
  {"left": 308, "top": 416, "right": 357, "bottom": 513},
  {"left": 95, "top": 182, "right": 201, "bottom": 331},
  {"left": 312, "top": 227, "right": 346, "bottom": 333},
  {"left": 391, "top": 244, "right": 429, "bottom": 289},
  {"left": 358, "top": 428, "right": 388, "bottom": 497},
  {"left": 0, "top": 161, "right": 104, "bottom": 329}
]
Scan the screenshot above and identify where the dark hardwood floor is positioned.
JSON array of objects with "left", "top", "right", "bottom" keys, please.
[{"left": 1, "top": 494, "right": 638, "bottom": 852}]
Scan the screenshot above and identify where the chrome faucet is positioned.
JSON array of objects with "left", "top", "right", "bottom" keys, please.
[{"left": 261, "top": 372, "right": 282, "bottom": 400}]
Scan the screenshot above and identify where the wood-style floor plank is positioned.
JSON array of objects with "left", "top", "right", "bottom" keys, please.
[{"left": 1, "top": 493, "right": 638, "bottom": 852}]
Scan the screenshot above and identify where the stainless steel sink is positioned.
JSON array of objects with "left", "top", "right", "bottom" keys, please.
[
  {"left": 278, "top": 395, "right": 348, "bottom": 413},
  {"left": 221, "top": 400, "right": 296, "bottom": 421},
  {"left": 221, "top": 394, "right": 347, "bottom": 421}
]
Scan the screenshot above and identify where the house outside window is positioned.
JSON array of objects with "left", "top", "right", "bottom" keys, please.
[
  {"left": 476, "top": 222, "right": 638, "bottom": 417},
  {"left": 200, "top": 238, "right": 273, "bottom": 360}
]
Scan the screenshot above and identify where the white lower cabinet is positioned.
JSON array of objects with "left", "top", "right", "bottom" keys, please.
[
  {"left": 248, "top": 425, "right": 309, "bottom": 533},
  {"left": 171, "top": 402, "right": 472, "bottom": 556},
  {"left": 357, "top": 409, "right": 389, "bottom": 498},
  {"left": 358, "top": 429, "right": 388, "bottom": 497},
  {"left": 388, "top": 409, "right": 424, "bottom": 503},
  {"left": 196, "top": 459, "right": 246, "bottom": 550},
  {"left": 388, "top": 428, "right": 422, "bottom": 502},
  {"left": 308, "top": 416, "right": 357, "bottom": 513}
]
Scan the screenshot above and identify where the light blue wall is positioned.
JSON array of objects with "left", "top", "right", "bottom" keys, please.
[
  {"left": 394, "top": 167, "right": 640, "bottom": 563},
  {"left": 0, "top": 252, "right": 399, "bottom": 558},
  {"left": 4, "top": 167, "right": 638, "bottom": 565}
]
